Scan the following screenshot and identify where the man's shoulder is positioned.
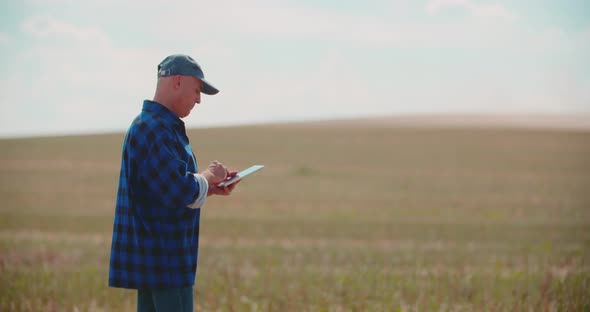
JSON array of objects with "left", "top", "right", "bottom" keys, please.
[
  {"left": 124, "top": 113, "right": 175, "bottom": 148},
  {"left": 128, "top": 112, "right": 174, "bottom": 136}
]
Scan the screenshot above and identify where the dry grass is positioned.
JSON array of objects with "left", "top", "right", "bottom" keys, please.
[{"left": 1, "top": 123, "right": 589, "bottom": 311}]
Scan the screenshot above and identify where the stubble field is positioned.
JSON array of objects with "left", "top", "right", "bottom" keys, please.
[{"left": 1, "top": 122, "right": 589, "bottom": 311}]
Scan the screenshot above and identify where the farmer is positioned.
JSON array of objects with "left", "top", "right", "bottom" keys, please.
[{"left": 108, "top": 54, "right": 238, "bottom": 311}]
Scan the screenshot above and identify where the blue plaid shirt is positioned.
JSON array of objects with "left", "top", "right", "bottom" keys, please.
[{"left": 109, "top": 100, "right": 204, "bottom": 289}]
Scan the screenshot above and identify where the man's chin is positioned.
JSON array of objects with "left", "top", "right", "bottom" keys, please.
[{"left": 187, "top": 106, "right": 197, "bottom": 116}]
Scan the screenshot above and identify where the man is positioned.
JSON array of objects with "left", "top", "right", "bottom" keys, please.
[{"left": 108, "top": 54, "right": 238, "bottom": 311}]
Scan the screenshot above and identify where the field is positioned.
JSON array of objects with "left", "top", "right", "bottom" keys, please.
[{"left": 1, "top": 121, "right": 589, "bottom": 311}]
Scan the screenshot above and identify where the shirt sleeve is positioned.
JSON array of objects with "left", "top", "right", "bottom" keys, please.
[
  {"left": 186, "top": 173, "right": 209, "bottom": 209},
  {"left": 137, "top": 127, "right": 202, "bottom": 208}
]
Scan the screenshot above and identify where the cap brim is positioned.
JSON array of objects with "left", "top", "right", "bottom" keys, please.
[{"left": 201, "top": 79, "right": 219, "bottom": 95}]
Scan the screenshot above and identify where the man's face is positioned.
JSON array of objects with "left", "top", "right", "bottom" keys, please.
[{"left": 175, "top": 76, "right": 203, "bottom": 118}]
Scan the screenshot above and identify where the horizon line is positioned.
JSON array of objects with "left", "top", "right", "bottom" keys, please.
[{"left": 1, "top": 112, "right": 589, "bottom": 139}]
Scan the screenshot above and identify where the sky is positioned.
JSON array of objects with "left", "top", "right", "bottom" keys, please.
[{"left": 0, "top": 0, "right": 589, "bottom": 137}]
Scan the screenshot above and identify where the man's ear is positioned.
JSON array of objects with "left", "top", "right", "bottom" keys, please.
[{"left": 172, "top": 75, "right": 182, "bottom": 89}]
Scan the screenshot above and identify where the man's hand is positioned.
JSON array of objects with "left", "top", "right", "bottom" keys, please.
[
  {"left": 200, "top": 161, "right": 228, "bottom": 185},
  {"left": 207, "top": 171, "right": 240, "bottom": 196}
]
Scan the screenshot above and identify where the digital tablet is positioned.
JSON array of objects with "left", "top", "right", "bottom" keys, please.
[{"left": 217, "top": 165, "right": 264, "bottom": 187}]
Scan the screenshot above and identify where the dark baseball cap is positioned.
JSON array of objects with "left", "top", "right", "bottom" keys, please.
[{"left": 157, "top": 54, "right": 219, "bottom": 95}]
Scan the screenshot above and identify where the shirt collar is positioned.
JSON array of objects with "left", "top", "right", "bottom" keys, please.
[{"left": 142, "top": 100, "right": 185, "bottom": 129}]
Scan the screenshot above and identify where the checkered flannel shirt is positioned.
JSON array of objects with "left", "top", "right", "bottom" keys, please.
[{"left": 109, "top": 100, "right": 207, "bottom": 289}]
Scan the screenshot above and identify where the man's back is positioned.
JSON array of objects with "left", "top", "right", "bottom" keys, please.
[{"left": 109, "top": 100, "right": 201, "bottom": 289}]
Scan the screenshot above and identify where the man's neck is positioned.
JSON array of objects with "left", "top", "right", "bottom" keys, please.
[{"left": 152, "top": 95, "right": 178, "bottom": 117}]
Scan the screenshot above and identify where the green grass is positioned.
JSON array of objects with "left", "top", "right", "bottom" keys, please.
[{"left": 1, "top": 124, "right": 589, "bottom": 311}]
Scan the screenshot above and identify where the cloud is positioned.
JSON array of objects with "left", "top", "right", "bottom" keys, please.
[
  {"left": 1, "top": 16, "right": 173, "bottom": 136},
  {"left": 21, "top": 15, "right": 110, "bottom": 45},
  {"left": 131, "top": 5, "right": 403, "bottom": 50},
  {"left": 139, "top": 2, "right": 401, "bottom": 47},
  {"left": 0, "top": 32, "right": 11, "bottom": 45},
  {"left": 426, "top": 0, "right": 516, "bottom": 21},
  {"left": 136, "top": 0, "right": 522, "bottom": 50},
  {"left": 18, "top": 1, "right": 518, "bottom": 49}
]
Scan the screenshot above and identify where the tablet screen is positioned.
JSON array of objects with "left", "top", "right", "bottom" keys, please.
[{"left": 218, "top": 165, "right": 264, "bottom": 187}]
